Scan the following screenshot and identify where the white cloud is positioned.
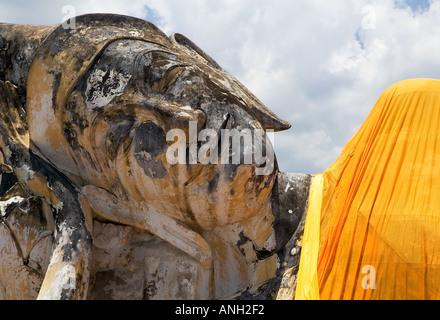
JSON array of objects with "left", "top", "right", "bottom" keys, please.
[
  {"left": 0, "top": 0, "right": 150, "bottom": 25},
  {"left": 1, "top": 0, "right": 440, "bottom": 174}
]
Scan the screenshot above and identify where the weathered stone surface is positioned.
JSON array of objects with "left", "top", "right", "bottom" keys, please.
[{"left": 0, "top": 14, "right": 309, "bottom": 300}]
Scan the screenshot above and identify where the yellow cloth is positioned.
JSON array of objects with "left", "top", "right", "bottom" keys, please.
[
  {"left": 295, "top": 174, "right": 323, "bottom": 300},
  {"left": 296, "top": 78, "right": 440, "bottom": 300}
]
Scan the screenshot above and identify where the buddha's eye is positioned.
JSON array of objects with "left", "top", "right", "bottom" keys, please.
[{"left": 135, "top": 50, "right": 186, "bottom": 92}]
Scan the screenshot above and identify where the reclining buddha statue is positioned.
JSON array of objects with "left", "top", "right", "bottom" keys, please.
[{"left": 0, "top": 14, "right": 310, "bottom": 300}]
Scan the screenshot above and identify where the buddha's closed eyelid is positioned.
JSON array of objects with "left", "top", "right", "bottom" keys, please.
[
  {"left": 135, "top": 50, "right": 189, "bottom": 92},
  {"left": 134, "top": 49, "right": 180, "bottom": 71},
  {"left": 152, "top": 65, "right": 186, "bottom": 92}
]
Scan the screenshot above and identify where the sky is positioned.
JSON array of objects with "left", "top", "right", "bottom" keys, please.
[{"left": 0, "top": 0, "right": 438, "bottom": 174}]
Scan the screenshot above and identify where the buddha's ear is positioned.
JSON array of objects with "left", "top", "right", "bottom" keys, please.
[{"left": 0, "top": 80, "right": 92, "bottom": 301}]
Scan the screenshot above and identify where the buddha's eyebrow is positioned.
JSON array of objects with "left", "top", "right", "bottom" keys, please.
[{"left": 137, "top": 49, "right": 180, "bottom": 62}]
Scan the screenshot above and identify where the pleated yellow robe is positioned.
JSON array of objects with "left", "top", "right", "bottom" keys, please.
[{"left": 296, "top": 78, "right": 440, "bottom": 300}]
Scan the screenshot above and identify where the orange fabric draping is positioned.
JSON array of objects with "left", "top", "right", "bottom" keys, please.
[{"left": 296, "top": 79, "right": 440, "bottom": 300}]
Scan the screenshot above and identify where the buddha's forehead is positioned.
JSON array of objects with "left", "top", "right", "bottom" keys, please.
[
  {"left": 69, "top": 34, "right": 289, "bottom": 133},
  {"left": 90, "top": 38, "right": 211, "bottom": 81},
  {"left": 80, "top": 38, "right": 219, "bottom": 109}
]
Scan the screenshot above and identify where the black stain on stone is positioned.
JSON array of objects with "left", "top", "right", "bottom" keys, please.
[
  {"left": 272, "top": 173, "right": 312, "bottom": 267},
  {"left": 143, "top": 280, "right": 158, "bottom": 300},
  {"left": 208, "top": 170, "right": 220, "bottom": 193},
  {"left": 133, "top": 121, "right": 168, "bottom": 178},
  {"left": 0, "top": 171, "right": 18, "bottom": 195},
  {"left": 106, "top": 115, "right": 136, "bottom": 159},
  {"left": 51, "top": 72, "right": 62, "bottom": 112},
  {"left": 63, "top": 122, "right": 80, "bottom": 150}
]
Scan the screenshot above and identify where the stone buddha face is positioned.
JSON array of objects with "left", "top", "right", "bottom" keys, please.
[{"left": 43, "top": 29, "right": 290, "bottom": 230}]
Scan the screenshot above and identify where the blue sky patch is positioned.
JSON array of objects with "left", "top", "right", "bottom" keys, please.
[
  {"left": 395, "top": 0, "right": 431, "bottom": 13},
  {"left": 144, "top": 6, "right": 163, "bottom": 27}
]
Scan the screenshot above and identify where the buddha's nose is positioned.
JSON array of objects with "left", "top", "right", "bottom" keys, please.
[
  {"left": 231, "top": 79, "right": 291, "bottom": 132},
  {"left": 170, "top": 32, "right": 291, "bottom": 133}
]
